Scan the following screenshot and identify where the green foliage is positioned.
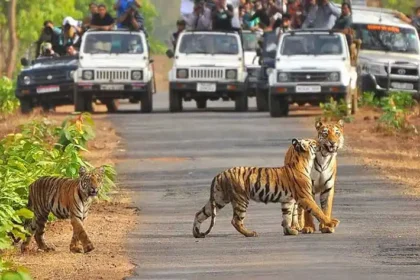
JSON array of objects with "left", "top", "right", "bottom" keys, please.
[
  {"left": 319, "top": 97, "right": 353, "bottom": 123},
  {"left": 359, "top": 91, "right": 380, "bottom": 108},
  {"left": 0, "top": 78, "right": 20, "bottom": 119},
  {"left": 0, "top": 113, "right": 116, "bottom": 250},
  {"left": 378, "top": 92, "right": 415, "bottom": 130},
  {"left": 0, "top": 258, "right": 32, "bottom": 280},
  {"left": 382, "top": 0, "right": 416, "bottom": 15}
]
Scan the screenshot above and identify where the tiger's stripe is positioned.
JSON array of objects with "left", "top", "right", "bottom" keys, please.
[
  {"left": 192, "top": 139, "right": 340, "bottom": 238},
  {"left": 21, "top": 166, "right": 104, "bottom": 253}
]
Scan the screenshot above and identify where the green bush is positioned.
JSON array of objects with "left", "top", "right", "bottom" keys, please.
[
  {"left": 359, "top": 91, "right": 380, "bottom": 108},
  {"left": 0, "top": 113, "right": 116, "bottom": 250},
  {"left": 378, "top": 92, "right": 415, "bottom": 131},
  {"left": 0, "top": 77, "right": 20, "bottom": 118},
  {"left": 0, "top": 258, "right": 32, "bottom": 279},
  {"left": 319, "top": 97, "right": 353, "bottom": 123}
]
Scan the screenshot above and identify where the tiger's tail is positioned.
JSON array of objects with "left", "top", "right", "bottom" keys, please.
[
  {"left": 202, "top": 184, "right": 217, "bottom": 237},
  {"left": 193, "top": 177, "right": 218, "bottom": 238}
]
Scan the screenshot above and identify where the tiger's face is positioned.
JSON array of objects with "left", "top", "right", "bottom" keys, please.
[
  {"left": 292, "top": 138, "right": 319, "bottom": 161},
  {"left": 316, "top": 120, "right": 344, "bottom": 154},
  {"left": 79, "top": 166, "right": 105, "bottom": 197}
]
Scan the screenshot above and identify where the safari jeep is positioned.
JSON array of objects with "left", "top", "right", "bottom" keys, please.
[
  {"left": 268, "top": 30, "right": 358, "bottom": 117},
  {"left": 350, "top": 5, "right": 420, "bottom": 97},
  {"left": 74, "top": 29, "right": 155, "bottom": 113},
  {"left": 166, "top": 30, "right": 248, "bottom": 112},
  {"left": 241, "top": 30, "right": 261, "bottom": 99}
]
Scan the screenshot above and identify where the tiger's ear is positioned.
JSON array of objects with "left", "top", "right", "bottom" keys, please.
[
  {"left": 79, "top": 166, "right": 87, "bottom": 177},
  {"left": 337, "top": 119, "right": 344, "bottom": 128},
  {"left": 292, "top": 138, "right": 300, "bottom": 151},
  {"left": 315, "top": 120, "right": 323, "bottom": 130}
]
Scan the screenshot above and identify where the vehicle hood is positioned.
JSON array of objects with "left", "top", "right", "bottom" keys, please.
[
  {"left": 174, "top": 54, "right": 243, "bottom": 68},
  {"left": 277, "top": 56, "right": 346, "bottom": 70},
  {"left": 359, "top": 50, "right": 420, "bottom": 64},
  {"left": 244, "top": 51, "right": 259, "bottom": 67},
  {"left": 21, "top": 59, "right": 78, "bottom": 73},
  {"left": 79, "top": 54, "right": 148, "bottom": 68}
]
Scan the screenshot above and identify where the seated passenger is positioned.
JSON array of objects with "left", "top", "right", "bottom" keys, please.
[
  {"left": 170, "top": 19, "right": 186, "bottom": 50},
  {"left": 117, "top": 1, "right": 145, "bottom": 31},
  {"left": 90, "top": 4, "right": 115, "bottom": 31},
  {"left": 62, "top": 17, "right": 83, "bottom": 49},
  {"left": 36, "top": 20, "right": 63, "bottom": 57},
  {"left": 66, "top": 45, "right": 78, "bottom": 56}
]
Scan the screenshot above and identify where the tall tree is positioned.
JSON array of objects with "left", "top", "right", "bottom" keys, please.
[{"left": 6, "top": 0, "right": 17, "bottom": 78}]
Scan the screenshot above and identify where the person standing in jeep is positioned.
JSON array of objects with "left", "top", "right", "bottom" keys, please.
[
  {"left": 212, "top": 0, "right": 234, "bottom": 31},
  {"left": 117, "top": 1, "right": 145, "bottom": 31},
  {"left": 90, "top": 4, "right": 115, "bottom": 31}
]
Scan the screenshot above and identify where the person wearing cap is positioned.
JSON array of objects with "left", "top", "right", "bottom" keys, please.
[
  {"left": 170, "top": 19, "right": 186, "bottom": 50},
  {"left": 117, "top": 1, "right": 145, "bottom": 31},
  {"left": 90, "top": 4, "right": 115, "bottom": 31},
  {"left": 62, "top": 17, "right": 83, "bottom": 49}
]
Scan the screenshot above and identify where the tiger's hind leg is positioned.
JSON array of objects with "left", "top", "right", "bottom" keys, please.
[
  {"left": 231, "top": 201, "right": 257, "bottom": 237},
  {"left": 33, "top": 214, "right": 56, "bottom": 252},
  {"left": 281, "top": 201, "right": 298, "bottom": 236},
  {"left": 192, "top": 200, "right": 227, "bottom": 238}
]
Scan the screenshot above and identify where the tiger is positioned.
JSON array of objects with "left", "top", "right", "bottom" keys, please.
[
  {"left": 192, "top": 138, "right": 340, "bottom": 238},
  {"left": 20, "top": 166, "right": 105, "bottom": 253},
  {"left": 283, "top": 120, "right": 344, "bottom": 234}
]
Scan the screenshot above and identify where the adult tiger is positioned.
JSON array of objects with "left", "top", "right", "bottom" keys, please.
[
  {"left": 192, "top": 138, "right": 340, "bottom": 238},
  {"left": 284, "top": 120, "right": 344, "bottom": 234},
  {"left": 20, "top": 166, "right": 105, "bottom": 253}
]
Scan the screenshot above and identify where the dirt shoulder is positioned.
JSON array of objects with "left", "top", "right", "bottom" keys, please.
[
  {"left": 343, "top": 107, "right": 420, "bottom": 196},
  {"left": 153, "top": 54, "right": 172, "bottom": 93},
  {"left": 2, "top": 107, "right": 136, "bottom": 280}
]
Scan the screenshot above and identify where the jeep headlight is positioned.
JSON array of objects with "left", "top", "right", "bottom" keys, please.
[
  {"left": 176, "top": 69, "right": 188, "bottom": 79},
  {"left": 82, "top": 70, "right": 94, "bottom": 80},
  {"left": 131, "top": 70, "right": 143, "bottom": 80},
  {"left": 363, "top": 64, "right": 383, "bottom": 75},
  {"left": 69, "top": 70, "right": 75, "bottom": 80},
  {"left": 23, "top": 76, "right": 31, "bottom": 85},
  {"left": 328, "top": 72, "right": 340, "bottom": 81},
  {"left": 226, "top": 69, "right": 237, "bottom": 79},
  {"left": 277, "top": 72, "right": 289, "bottom": 82}
]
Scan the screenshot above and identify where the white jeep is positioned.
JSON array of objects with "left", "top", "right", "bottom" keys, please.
[
  {"left": 268, "top": 30, "right": 358, "bottom": 117},
  {"left": 166, "top": 30, "right": 248, "bottom": 112},
  {"left": 74, "top": 29, "right": 154, "bottom": 113}
]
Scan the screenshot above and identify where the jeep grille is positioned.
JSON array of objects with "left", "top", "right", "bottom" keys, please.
[
  {"left": 385, "top": 67, "right": 418, "bottom": 76},
  {"left": 190, "top": 68, "right": 224, "bottom": 80},
  {"left": 96, "top": 70, "right": 130, "bottom": 81},
  {"left": 32, "top": 71, "right": 68, "bottom": 84},
  {"left": 289, "top": 72, "right": 330, "bottom": 82}
]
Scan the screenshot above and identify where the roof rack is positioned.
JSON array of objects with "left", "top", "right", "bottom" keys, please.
[
  {"left": 85, "top": 27, "right": 143, "bottom": 33},
  {"left": 185, "top": 29, "right": 241, "bottom": 35}
]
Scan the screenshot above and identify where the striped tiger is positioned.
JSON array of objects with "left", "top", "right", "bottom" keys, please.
[
  {"left": 284, "top": 120, "right": 344, "bottom": 234},
  {"left": 20, "top": 166, "right": 105, "bottom": 253},
  {"left": 192, "top": 138, "right": 340, "bottom": 238}
]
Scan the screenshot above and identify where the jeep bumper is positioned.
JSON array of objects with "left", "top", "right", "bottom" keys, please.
[
  {"left": 362, "top": 73, "right": 420, "bottom": 97},
  {"left": 269, "top": 84, "right": 348, "bottom": 102},
  {"left": 76, "top": 82, "right": 149, "bottom": 99},
  {"left": 15, "top": 83, "right": 75, "bottom": 105},
  {"left": 170, "top": 81, "right": 245, "bottom": 98}
]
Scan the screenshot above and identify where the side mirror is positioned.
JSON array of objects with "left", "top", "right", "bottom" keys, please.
[
  {"left": 149, "top": 58, "right": 154, "bottom": 63},
  {"left": 256, "top": 48, "right": 262, "bottom": 57},
  {"left": 166, "top": 49, "right": 174, "bottom": 59},
  {"left": 21, "top": 57, "right": 29, "bottom": 66}
]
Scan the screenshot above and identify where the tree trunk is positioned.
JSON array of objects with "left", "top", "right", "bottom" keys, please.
[{"left": 5, "top": 0, "right": 18, "bottom": 78}]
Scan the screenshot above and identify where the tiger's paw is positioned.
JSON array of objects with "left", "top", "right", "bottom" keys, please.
[
  {"left": 70, "top": 245, "right": 84, "bottom": 253},
  {"left": 83, "top": 243, "right": 95, "bottom": 253},
  {"left": 320, "top": 226, "right": 335, "bottom": 234},
  {"left": 301, "top": 226, "right": 315, "bottom": 234},
  {"left": 193, "top": 232, "right": 206, "bottom": 238},
  {"left": 325, "top": 218, "right": 340, "bottom": 228},
  {"left": 283, "top": 227, "right": 299, "bottom": 236}
]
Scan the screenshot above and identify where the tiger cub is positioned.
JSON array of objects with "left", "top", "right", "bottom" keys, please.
[
  {"left": 284, "top": 120, "right": 344, "bottom": 234},
  {"left": 21, "top": 166, "right": 105, "bottom": 253},
  {"left": 192, "top": 138, "right": 340, "bottom": 238}
]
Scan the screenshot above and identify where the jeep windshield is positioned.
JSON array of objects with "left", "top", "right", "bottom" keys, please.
[
  {"left": 242, "top": 32, "right": 259, "bottom": 51},
  {"left": 178, "top": 34, "right": 240, "bottom": 55},
  {"left": 353, "top": 23, "right": 419, "bottom": 54},
  {"left": 83, "top": 33, "right": 144, "bottom": 54},
  {"left": 280, "top": 34, "right": 343, "bottom": 56}
]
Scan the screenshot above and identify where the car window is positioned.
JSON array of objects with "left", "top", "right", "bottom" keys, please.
[
  {"left": 83, "top": 33, "right": 144, "bottom": 54},
  {"left": 280, "top": 34, "right": 343, "bottom": 56},
  {"left": 179, "top": 34, "right": 240, "bottom": 55}
]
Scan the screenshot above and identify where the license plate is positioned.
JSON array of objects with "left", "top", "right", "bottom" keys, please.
[
  {"left": 100, "top": 84, "right": 124, "bottom": 90},
  {"left": 296, "top": 85, "right": 321, "bottom": 93},
  {"left": 391, "top": 82, "right": 413, "bottom": 90},
  {"left": 197, "top": 83, "right": 216, "bottom": 92},
  {"left": 36, "top": 86, "right": 59, "bottom": 93}
]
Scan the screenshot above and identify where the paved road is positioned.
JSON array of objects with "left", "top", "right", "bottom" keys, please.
[{"left": 109, "top": 93, "right": 420, "bottom": 280}]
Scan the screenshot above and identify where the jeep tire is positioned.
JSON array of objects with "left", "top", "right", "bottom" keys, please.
[
  {"left": 20, "top": 97, "right": 33, "bottom": 114},
  {"left": 235, "top": 92, "right": 248, "bottom": 112},
  {"left": 269, "top": 94, "right": 289, "bottom": 117},
  {"left": 256, "top": 89, "right": 268, "bottom": 111},
  {"left": 74, "top": 89, "right": 93, "bottom": 113},
  {"left": 140, "top": 83, "right": 153, "bottom": 113},
  {"left": 105, "top": 99, "right": 119, "bottom": 113},
  {"left": 196, "top": 99, "right": 207, "bottom": 109},
  {"left": 169, "top": 89, "right": 182, "bottom": 112}
]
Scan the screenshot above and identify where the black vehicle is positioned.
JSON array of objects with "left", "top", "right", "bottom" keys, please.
[
  {"left": 16, "top": 56, "right": 78, "bottom": 113},
  {"left": 255, "top": 31, "right": 278, "bottom": 111}
]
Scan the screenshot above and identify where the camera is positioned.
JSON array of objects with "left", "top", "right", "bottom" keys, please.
[{"left": 43, "top": 26, "right": 53, "bottom": 35}]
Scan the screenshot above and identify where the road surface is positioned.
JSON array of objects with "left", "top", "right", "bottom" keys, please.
[{"left": 109, "top": 93, "right": 420, "bottom": 280}]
